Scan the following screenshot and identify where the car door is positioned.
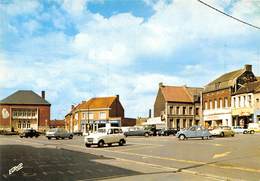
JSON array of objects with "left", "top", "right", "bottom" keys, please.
[
  {"left": 188, "top": 126, "right": 197, "bottom": 138},
  {"left": 106, "top": 129, "right": 114, "bottom": 143}
]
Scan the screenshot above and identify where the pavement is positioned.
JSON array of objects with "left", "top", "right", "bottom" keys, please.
[{"left": 1, "top": 134, "right": 260, "bottom": 181}]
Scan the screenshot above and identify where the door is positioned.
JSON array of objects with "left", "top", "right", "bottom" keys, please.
[{"left": 188, "top": 126, "right": 197, "bottom": 137}]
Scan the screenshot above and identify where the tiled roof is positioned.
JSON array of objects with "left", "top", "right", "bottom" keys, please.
[
  {"left": 234, "top": 80, "right": 260, "bottom": 95},
  {"left": 78, "top": 96, "right": 116, "bottom": 109},
  {"left": 204, "top": 68, "right": 244, "bottom": 92},
  {"left": 0, "top": 90, "right": 50, "bottom": 105},
  {"left": 160, "top": 86, "right": 202, "bottom": 103}
]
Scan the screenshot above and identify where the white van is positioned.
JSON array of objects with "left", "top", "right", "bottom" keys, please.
[{"left": 247, "top": 123, "right": 260, "bottom": 133}]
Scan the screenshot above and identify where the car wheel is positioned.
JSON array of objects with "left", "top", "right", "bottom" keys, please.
[
  {"left": 35, "top": 135, "right": 39, "bottom": 138},
  {"left": 47, "top": 137, "right": 51, "bottom": 140},
  {"left": 119, "top": 139, "right": 125, "bottom": 146},
  {"left": 250, "top": 130, "right": 255, "bottom": 134},
  {"left": 55, "top": 137, "right": 59, "bottom": 140},
  {"left": 144, "top": 133, "right": 149, "bottom": 137},
  {"left": 25, "top": 136, "right": 28, "bottom": 138},
  {"left": 61, "top": 137, "right": 65, "bottom": 139},
  {"left": 20, "top": 136, "right": 23, "bottom": 138},
  {"left": 179, "top": 134, "right": 186, "bottom": 140},
  {"left": 98, "top": 140, "right": 104, "bottom": 147},
  {"left": 243, "top": 131, "right": 248, "bottom": 134},
  {"left": 108, "top": 143, "right": 112, "bottom": 147},
  {"left": 220, "top": 132, "right": 224, "bottom": 137},
  {"left": 165, "top": 133, "right": 168, "bottom": 136},
  {"left": 85, "top": 143, "right": 91, "bottom": 148},
  {"left": 231, "top": 134, "right": 235, "bottom": 137},
  {"left": 69, "top": 135, "right": 73, "bottom": 139}
]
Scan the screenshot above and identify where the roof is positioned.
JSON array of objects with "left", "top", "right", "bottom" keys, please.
[
  {"left": 66, "top": 96, "right": 118, "bottom": 116},
  {"left": 0, "top": 90, "right": 50, "bottom": 105},
  {"left": 49, "top": 119, "right": 65, "bottom": 127},
  {"left": 78, "top": 96, "right": 117, "bottom": 109},
  {"left": 234, "top": 80, "right": 260, "bottom": 95},
  {"left": 160, "top": 86, "right": 203, "bottom": 103},
  {"left": 204, "top": 68, "right": 245, "bottom": 92}
]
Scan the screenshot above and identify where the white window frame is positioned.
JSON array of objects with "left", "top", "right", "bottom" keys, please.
[{"left": 99, "top": 112, "right": 106, "bottom": 119}]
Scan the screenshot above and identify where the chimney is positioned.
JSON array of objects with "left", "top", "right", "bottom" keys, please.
[
  {"left": 149, "top": 109, "right": 152, "bottom": 118},
  {"left": 244, "top": 64, "right": 252, "bottom": 72},
  {"left": 71, "top": 105, "right": 74, "bottom": 110},
  {"left": 41, "top": 91, "right": 45, "bottom": 99},
  {"left": 116, "top": 95, "right": 119, "bottom": 99},
  {"left": 159, "top": 82, "right": 163, "bottom": 87}
]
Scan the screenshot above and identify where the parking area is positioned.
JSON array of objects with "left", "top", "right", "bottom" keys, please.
[{"left": 1, "top": 134, "right": 260, "bottom": 180}]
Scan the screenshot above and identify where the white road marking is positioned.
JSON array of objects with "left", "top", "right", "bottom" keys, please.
[{"left": 213, "top": 151, "right": 231, "bottom": 159}]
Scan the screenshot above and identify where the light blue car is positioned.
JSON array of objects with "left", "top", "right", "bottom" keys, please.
[{"left": 176, "top": 126, "right": 212, "bottom": 140}]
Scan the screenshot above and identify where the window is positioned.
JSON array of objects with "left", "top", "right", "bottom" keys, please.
[
  {"left": 169, "top": 106, "right": 173, "bottom": 115},
  {"left": 233, "top": 97, "right": 236, "bottom": 108},
  {"left": 189, "top": 107, "right": 193, "bottom": 115},
  {"left": 183, "top": 107, "right": 186, "bottom": 115},
  {"left": 243, "top": 96, "right": 246, "bottom": 107},
  {"left": 82, "top": 112, "right": 86, "bottom": 119},
  {"left": 224, "top": 98, "right": 228, "bottom": 108},
  {"left": 248, "top": 95, "right": 252, "bottom": 106},
  {"left": 238, "top": 96, "right": 241, "bottom": 107},
  {"left": 27, "top": 111, "right": 31, "bottom": 117},
  {"left": 27, "top": 121, "right": 30, "bottom": 128},
  {"left": 99, "top": 112, "right": 106, "bottom": 119},
  {"left": 114, "top": 129, "right": 119, "bottom": 134},
  {"left": 256, "top": 98, "right": 259, "bottom": 103},
  {"left": 204, "top": 102, "right": 208, "bottom": 110},
  {"left": 22, "top": 121, "right": 26, "bottom": 128},
  {"left": 18, "top": 121, "right": 21, "bottom": 128},
  {"left": 209, "top": 100, "right": 212, "bottom": 109},
  {"left": 196, "top": 108, "right": 199, "bottom": 115},
  {"left": 183, "top": 119, "right": 186, "bottom": 128},
  {"left": 176, "top": 107, "right": 179, "bottom": 115},
  {"left": 214, "top": 99, "right": 217, "bottom": 109},
  {"left": 88, "top": 113, "right": 94, "bottom": 119},
  {"left": 219, "top": 98, "right": 223, "bottom": 108}
]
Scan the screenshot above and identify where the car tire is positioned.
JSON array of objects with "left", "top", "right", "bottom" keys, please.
[
  {"left": 220, "top": 132, "right": 224, "bottom": 137},
  {"left": 250, "top": 130, "right": 255, "bottom": 134},
  {"left": 144, "top": 133, "right": 149, "bottom": 137},
  {"left": 35, "top": 135, "right": 39, "bottom": 138},
  {"left": 165, "top": 133, "right": 168, "bottom": 136},
  {"left": 85, "top": 143, "right": 91, "bottom": 148},
  {"left": 108, "top": 143, "right": 112, "bottom": 147},
  {"left": 55, "top": 137, "right": 59, "bottom": 140},
  {"left": 98, "top": 140, "right": 104, "bottom": 147},
  {"left": 119, "top": 139, "right": 125, "bottom": 146},
  {"left": 47, "top": 137, "right": 51, "bottom": 140},
  {"left": 231, "top": 134, "right": 235, "bottom": 137},
  {"left": 243, "top": 131, "right": 248, "bottom": 134},
  {"left": 62, "top": 137, "right": 65, "bottom": 139},
  {"left": 179, "top": 134, "right": 186, "bottom": 140}
]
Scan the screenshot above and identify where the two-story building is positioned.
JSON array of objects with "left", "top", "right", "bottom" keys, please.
[
  {"left": 231, "top": 80, "right": 260, "bottom": 127},
  {"left": 154, "top": 83, "right": 203, "bottom": 129},
  {"left": 65, "top": 95, "right": 124, "bottom": 133},
  {"left": 0, "top": 90, "right": 51, "bottom": 132},
  {"left": 203, "top": 64, "right": 257, "bottom": 128}
]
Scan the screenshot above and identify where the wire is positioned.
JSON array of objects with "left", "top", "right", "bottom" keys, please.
[{"left": 197, "top": 0, "right": 260, "bottom": 30}]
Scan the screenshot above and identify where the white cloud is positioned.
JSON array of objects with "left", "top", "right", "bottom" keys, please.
[{"left": 62, "top": 0, "right": 86, "bottom": 16}]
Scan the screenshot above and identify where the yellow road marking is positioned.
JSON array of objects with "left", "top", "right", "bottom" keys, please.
[{"left": 213, "top": 152, "right": 231, "bottom": 159}]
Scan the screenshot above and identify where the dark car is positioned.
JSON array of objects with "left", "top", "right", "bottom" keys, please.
[
  {"left": 157, "top": 128, "right": 178, "bottom": 136},
  {"left": 124, "top": 127, "right": 153, "bottom": 137},
  {"left": 20, "top": 129, "right": 40, "bottom": 138}
]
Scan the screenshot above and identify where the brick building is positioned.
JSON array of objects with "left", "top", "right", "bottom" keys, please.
[
  {"left": 203, "top": 64, "right": 257, "bottom": 127},
  {"left": 154, "top": 83, "right": 203, "bottom": 129},
  {"left": 231, "top": 80, "right": 260, "bottom": 127},
  {"left": 0, "top": 90, "right": 51, "bottom": 132},
  {"left": 65, "top": 95, "right": 124, "bottom": 133}
]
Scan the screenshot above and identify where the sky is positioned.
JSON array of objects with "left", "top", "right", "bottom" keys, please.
[{"left": 1, "top": 0, "right": 260, "bottom": 119}]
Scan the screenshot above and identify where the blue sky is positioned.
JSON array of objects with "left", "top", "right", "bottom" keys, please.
[{"left": 1, "top": 0, "right": 260, "bottom": 119}]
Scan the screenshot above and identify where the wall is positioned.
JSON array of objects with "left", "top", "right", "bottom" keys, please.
[{"left": 154, "top": 88, "right": 165, "bottom": 117}]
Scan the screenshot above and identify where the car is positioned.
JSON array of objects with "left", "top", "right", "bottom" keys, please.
[
  {"left": 84, "top": 127, "right": 126, "bottom": 148},
  {"left": 73, "top": 131, "right": 83, "bottom": 136},
  {"left": 247, "top": 123, "right": 260, "bottom": 134},
  {"left": 124, "top": 127, "right": 153, "bottom": 137},
  {"left": 209, "top": 126, "right": 235, "bottom": 137},
  {"left": 231, "top": 126, "right": 248, "bottom": 134},
  {"left": 157, "top": 128, "right": 178, "bottom": 136},
  {"left": 176, "top": 126, "right": 211, "bottom": 140},
  {"left": 20, "top": 129, "right": 40, "bottom": 138},
  {"left": 46, "top": 128, "right": 73, "bottom": 140}
]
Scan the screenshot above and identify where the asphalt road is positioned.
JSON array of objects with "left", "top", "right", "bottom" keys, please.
[{"left": 1, "top": 134, "right": 260, "bottom": 181}]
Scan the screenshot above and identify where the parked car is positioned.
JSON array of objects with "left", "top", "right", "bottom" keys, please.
[
  {"left": 20, "top": 129, "right": 40, "bottom": 138},
  {"left": 176, "top": 126, "right": 211, "bottom": 140},
  {"left": 46, "top": 128, "right": 73, "bottom": 140},
  {"left": 231, "top": 126, "right": 248, "bottom": 134},
  {"left": 157, "top": 128, "right": 178, "bottom": 136},
  {"left": 84, "top": 127, "right": 126, "bottom": 148},
  {"left": 247, "top": 123, "right": 260, "bottom": 134},
  {"left": 209, "top": 126, "right": 235, "bottom": 137},
  {"left": 124, "top": 127, "right": 153, "bottom": 137},
  {"left": 73, "top": 131, "right": 83, "bottom": 136}
]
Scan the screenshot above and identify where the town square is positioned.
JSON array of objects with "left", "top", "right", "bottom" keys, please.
[{"left": 1, "top": 0, "right": 260, "bottom": 181}]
